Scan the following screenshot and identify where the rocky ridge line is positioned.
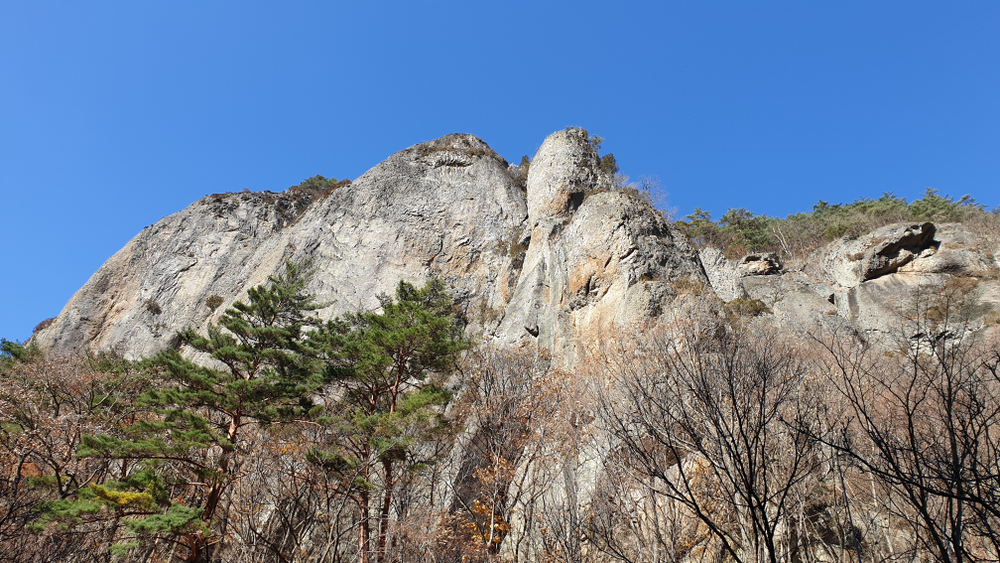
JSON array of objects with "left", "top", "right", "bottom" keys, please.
[
  {"left": 33, "top": 130, "right": 705, "bottom": 362},
  {"left": 34, "top": 128, "right": 1000, "bottom": 360}
]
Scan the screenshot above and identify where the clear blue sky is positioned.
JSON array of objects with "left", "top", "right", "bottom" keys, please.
[{"left": 2, "top": 2, "right": 998, "bottom": 342}]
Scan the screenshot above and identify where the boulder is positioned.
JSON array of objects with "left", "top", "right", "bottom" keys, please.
[
  {"left": 701, "top": 249, "right": 784, "bottom": 303},
  {"left": 898, "top": 223, "right": 997, "bottom": 276},
  {"left": 737, "top": 252, "right": 782, "bottom": 276},
  {"left": 699, "top": 247, "right": 746, "bottom": 301},
  {"left": 525, "top": 128, "right": 611, "bottom": 225},
  {"left": 819, "top": 222, "right": 936, "bottom": 288}
]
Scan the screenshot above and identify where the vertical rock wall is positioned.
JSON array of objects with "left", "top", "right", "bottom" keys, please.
[
  {"left": 33, "top": 130, "right": 707, "bottom": 363},
  {"left": 496, "top": 129, "right": 705, "bottom": 363}
]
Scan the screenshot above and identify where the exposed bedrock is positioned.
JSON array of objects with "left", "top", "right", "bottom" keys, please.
[
  {"left": 34, "top": 130, "right": 706, "bottom": 363},
  {"left": 700, "top": 221, "right": 1000, "bottom": 340}
]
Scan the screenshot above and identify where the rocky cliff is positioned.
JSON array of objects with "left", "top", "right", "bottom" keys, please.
[
  {"left": 20, "top": 128, "right": 1000, "bottom": 563},
  {"left": 33, "top": 129, "right": 1000, "bottom": 360},
  {"left": 700, "top": 221, "right": 1000, "bottom": 342},
  {"left": 33, "top": 130, "right": 705, "bottom": 361}
]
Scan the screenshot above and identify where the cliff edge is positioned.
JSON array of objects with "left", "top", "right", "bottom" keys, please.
[{"left": 33, "top": 130, "right": 705, "bottom": 361}]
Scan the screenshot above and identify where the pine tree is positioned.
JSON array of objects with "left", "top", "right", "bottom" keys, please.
[
  {"left": 306, "top": 278, "right": 466, "bottom": 563},
  {"left": 40, "top": 261, "right": 324, "bottom": 562}
]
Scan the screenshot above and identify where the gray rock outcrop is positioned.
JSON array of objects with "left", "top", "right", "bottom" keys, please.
[
  {"left": 896, "top": 224, "right": 996, "bottom": 276},
  {"left": 699, "top": 247, "right": 745, "bottom": 302},
  {"left": 700, "top": 220, "right": 1000, "bottom": 341},
  {"left": 737, "top": 252, "right": 782, "bottom": 276},
  {"left": 701, "top": 248, "right": 840, "bottom": 333},
  {"left": 37, "top": 126, "right": 998, "bottom": 362},
  {"left": 34, "top": 134, "right": 528, "bottom": 358},
  {"left": 817, "top": 222, "right": 936, "bottom": 288},
  {"left": 33, "top": 130, "right": 705, "bottom": 363},
  {"left": 525, "top": 128, "right": 613, "bottom": 225},
  {"left": 825, "top": 223, "right": 1000, "bottom": 339},
  {"left": 494, "top": 129, "right": 704, "bottom": 363},
  {"left": 32, "top": 189, "right": 324, "bottom": 358}
]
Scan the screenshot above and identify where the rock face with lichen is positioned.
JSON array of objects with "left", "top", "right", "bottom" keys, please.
[
  {"left": 33, "top": 130, "right": 706, "bottom": 362},
  {"left": 41, "top": 128, "right": 995, "bottom": 361},
  {"left": 699, "top": 221, "right": 1000, "bottom": 341},
  {"left": 30, "top": 189, "right": 324, "bottom": 359},
  {"left": 495, "top": 129, "right": 705, "bottom": 363}
]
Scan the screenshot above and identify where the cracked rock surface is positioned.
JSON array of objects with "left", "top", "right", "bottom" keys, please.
[
  {"left": 34, "top": 131, "right": 705, "bottom": 363},
  {"left": 699, "top": 221, "right": 1000, "bottom": 341},
  {"left": 35, "top": 134, "right": 528, "bottom": 358},
  {"left": 35, "top": 128, "right": 1000, "bottom": 360}
]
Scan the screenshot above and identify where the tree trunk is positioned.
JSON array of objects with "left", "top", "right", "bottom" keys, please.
[
  {"left": 376, "top": 458, "right": 394, "bottom": 563},
  {"left": 358, "top": 489, "right": 371, "bottom": 563},
  {"left": 562, "top": 448, "right": 581, "bottom": 563},
  {"left": 182, "top": 531, "right": 212, "bottom": 563}
]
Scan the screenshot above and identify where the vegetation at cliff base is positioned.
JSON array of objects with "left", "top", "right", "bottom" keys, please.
[{"left": 4, "top": 224, "right": 1000, "bottom": 562}]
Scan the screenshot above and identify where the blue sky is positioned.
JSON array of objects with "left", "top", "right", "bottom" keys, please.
[{"left": 1, "top": 1, "right": 998, "bottom": 342}]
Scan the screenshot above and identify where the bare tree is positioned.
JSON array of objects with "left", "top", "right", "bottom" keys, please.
[
  {"left": 447, "top": 344, "right": 555, "bottom": 561},
  {"left": 816, "top": 284, "right": 1000, "bottom": 563},
  {"left": 593, "top": 316, "right": 827, "bottom": 563},
  {"left": 447, "top": 343, "right": 597, "bottom": 563},
  {"left": 0, "top": 353, "right": 142, "bottom": 563}
]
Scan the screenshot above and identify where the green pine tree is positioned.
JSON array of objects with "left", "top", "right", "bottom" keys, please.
[
  {"left": 306, "top": 278, "right": 467, "bottom": 563},
  {"left": 39, "top": 261, "right": 325, "bottom": 562}
]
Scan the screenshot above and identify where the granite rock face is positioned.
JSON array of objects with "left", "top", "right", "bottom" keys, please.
[
  {"left": 274, "top": 134, "right": 529, "bottom": 332},
  {"left": 41, "top": 129, "right": 997, "bottom": 360},
  {"left": 34, "top": 131, "right": 705, "bottom": 362},
  {"left": 698, "top": 247, "right": 746, "bottom": 302},
  {"left": 896, "top": 224, "right": 997, "bottom": 276},
  {"left": 31, "top": 189, "right": 323, "bottom": 359},
  {"left": 494, "top": 129, "right": 704, "bottom": 363},
  {"left": 34, "top": 134, "right": 528, "bottom": 358},
  {"left": 825, "top": 223, "right": 1000, "bottom": 339},
  {"left": 818, "top": 222, "right": 937, "bottom": 288},
  {"left": 700, "top": 221, "right": 1000, "bottom": 341},
  {"left": 497, "top": 191, "right": 705, "bottom": 363},
  {"left": 524, "top": 128, "right": 614, "bottom": 224}
]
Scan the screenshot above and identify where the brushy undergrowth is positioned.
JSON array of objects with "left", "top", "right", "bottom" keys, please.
[{"left": 675, "top": 188, "right": 1000, "bottom": 259}]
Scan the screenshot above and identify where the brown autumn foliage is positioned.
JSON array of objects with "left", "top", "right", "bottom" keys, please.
[
  {"left": 0, "top": 353, "right": 144, "bottom": 563},
  {"left": 815, "top": 290, "right": 1000, "bottom": 563},
  {"left": 4, "top": 288, "right": 1000, "bottom": 563},
  {"left": 587, "top": 311, "right": 837, "bottom": 563}
]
